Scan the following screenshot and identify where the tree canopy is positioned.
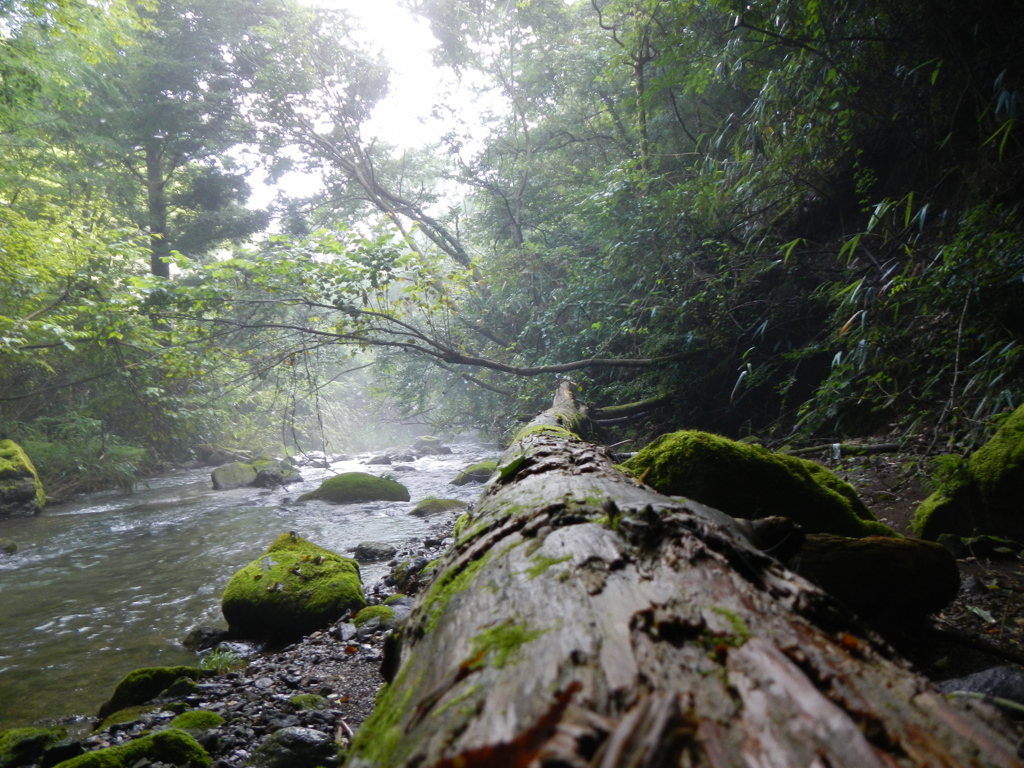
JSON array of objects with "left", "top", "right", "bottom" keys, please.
[{"left": 1, "top": 0, "right": 1023, "bottom": 488}]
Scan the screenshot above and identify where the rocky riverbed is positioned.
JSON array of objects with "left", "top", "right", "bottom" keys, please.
[
  {"left": 7, "top": 443, "right": 1024, "bottom": 768},
  {"left": 82, "top": 622, "right": 387, "bottom": 768}
]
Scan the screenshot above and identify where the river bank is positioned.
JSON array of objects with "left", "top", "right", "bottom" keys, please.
[
  {"left": 6, "top": 443, "right": 1024, "bottom": 765},
  {"left": 0, "top": 442, "right": 496, "bottom": 731}
]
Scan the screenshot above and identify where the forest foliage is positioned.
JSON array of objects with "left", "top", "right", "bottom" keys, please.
[{"left": 1, "top": 0, "right": 1022, "bottom": 490}]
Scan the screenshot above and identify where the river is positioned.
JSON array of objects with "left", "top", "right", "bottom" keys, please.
[{"left": 0, "top": 442, "right": 497, "bottom": 730}]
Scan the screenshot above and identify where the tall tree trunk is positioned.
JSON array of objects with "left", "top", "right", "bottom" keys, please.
[
  {"left": 145, "top": 141, "right": 170, "bottom": 278},
  {"left": 345, "top": 382, "right": 1021, "bottom": 768}
]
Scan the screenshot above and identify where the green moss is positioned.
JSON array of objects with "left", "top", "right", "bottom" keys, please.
[
  {"left": 221, "top": 533, "right": 365, "bottom": 639},
  {"left": 383, "top": 593, "right": 408, "bottom": 605},
  {"left": 913, "top": 405, "right": 1024, "bottom": 539},
  {"left": 288, "top": 694, "right": 329, "bottom": 711},
  {"left": 0, "top": 727, "right": 66, "bottom": 768},
  {"left": 297, "top": 472, "right": 410, "bottom": 503},
  {"left": 96, "top": 666, "right": 202, "bottom": 720},
  {"left": 0, "top": 439, "right": 45, "bottom": 513},
  {"left": 52, "top": 730, "right": 209, "bottom": 768},
  {"left": 345, "top": 667, "right": 420, "bottom": 765},
  {"left": 410, "top": 498, "right": 468, "bottom": 517},
  {"left": 422, "top": 554, "right": 490, "bottom": 631},
  {"left": 524, "top": 554, "right": 572, "bottom": 580},
  {"left": 452, "top": 512, "right": 471, "bottom": 539},
  {"left": 432, "top": 684, "right": 483, "bottom": 719},
  {"left": 168, "top": 710, "right": 225, "bottom": 731},
  {"left": 449, "top": 461, "right": 497, "bottom": 487},
  {"left": 624, "top": 430, "right": 891, "bottom": 537},
  {"left": 708, "top": 607, "right": 752, "bottom": 647},
  {"left": 96, "top": 705, "right": 163, "bottom": 733},
  {"left": 353, "top": 605, "right": 396, "bottom": 627},
  {"left": 509, "top": 423, "right": 577, "bottom": 443},
  {"left": 0, "top": 539, "right": 17, "bottom": 555},
  {"left": 470, "top": 620, "right": 546, "bottom": 669}
]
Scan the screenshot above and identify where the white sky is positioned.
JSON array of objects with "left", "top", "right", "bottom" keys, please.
[
  {"left": 308, "top": 0, "right": 450, "bottom": 147},
  {"left": 249, "top": 0, "right": 453, "bottom": 207}
]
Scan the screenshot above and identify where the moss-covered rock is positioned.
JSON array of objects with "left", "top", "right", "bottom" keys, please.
[
  {"left": 221, "top": 532, "right": 365, "bottom": 639},
  {"left": 168, "top": 710, "right": 225, "bottom": 732},
  {"left": 210, "top": 462, "right": 258, "bottom": 490},
  {"left": 913, "top": 405, "right": 1024, "bottom": 540},
  {"left": 789, "top": 534, "right": 960, "bottom": 619},
  {"left": 623, "top": 430, "right": 893, "bottom": 537},
  {"left": 251, "top": 459, "right": 301, "bottom": 488},
  {"left": 0, "top": 440, "right": 44, "bottom": 518},
  {"left": 0, "top": 726, "right": 66, "bottom": 768},
  {"left": 412, "top": 436, "right": 451, "bottom": 455},
  {"left": 96, "top": 705, "right": 164, "bottom": 733},
  {"left": 353, "top": 605, "right": 396, "bottom": 628},
  {"left": 96, "top": 665, "right": 203, "bottom": 720},
  {"left": 449, "top": 460, "right": 497, "bottom": 486},
  {"left": 0, "top": 539, "right": 17, "bottom": 555},
  {"left": 297, "top": 472, "right": 409, "bottom": 503},
  {"left": 52, "top": 729, "right": 209, "bottom": 768},
  {"left": 409, "top": 498, "right": 468, "bottom": 517}
]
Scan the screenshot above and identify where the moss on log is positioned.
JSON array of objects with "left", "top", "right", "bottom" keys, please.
[{"left": 344, "top": 382, "right": 1021, "bottom": 768}]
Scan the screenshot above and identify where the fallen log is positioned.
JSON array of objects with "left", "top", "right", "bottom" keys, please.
[{"left": 345, "top": 382, "right": 1021, "bottom": 767}]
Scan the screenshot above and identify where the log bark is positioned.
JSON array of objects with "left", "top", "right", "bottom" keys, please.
[{"left": 345, "top": 382, "right": 1022, "bottom": 768}]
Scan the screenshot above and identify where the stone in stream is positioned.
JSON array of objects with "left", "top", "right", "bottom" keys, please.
[
  {"left": 210, "top": 461, "right": 257, "bottom": 490},
  {"left": 412, "top": 436, "right": 451, "bottom": 455},
  {"left": 351, "top": 541, "right": 397, "bottom": 562},
  {"left": 181, "top": 625, "right": 230, "bottom": 652},
  {"left": 449, "top": 460, "right": 497, "bottom": 486},
  {"left": 0, "top": 439, "right": 44, "bottom": 518},
  {"left": 365, "top": 455, "right": 392, "bottom": 466},
  {"left": 0, "top": 538, "right": 17, "bottom": 555},
  {"left": 221, "top": 532, "right": 365, "bottom": 639},
  {"left": 297, "top": 473, "right": 409, "bottom": 503},
  {"left": 409, "top": 498, "right": 468, "bottom": 517}
]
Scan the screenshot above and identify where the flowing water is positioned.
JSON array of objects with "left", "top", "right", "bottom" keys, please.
[{"left": 0, "top": 442, "right": 497, "bottom": 730}]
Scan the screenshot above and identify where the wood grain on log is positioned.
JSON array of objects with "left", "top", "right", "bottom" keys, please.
[{"left": 345, "top": 382, "right": 1022, "bottom": 768}]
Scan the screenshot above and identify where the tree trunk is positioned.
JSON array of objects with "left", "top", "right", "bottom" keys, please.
[
  {"left": 145, "top": 141, "right": 171, "bottom": 278},
  {"left": 345, "top": 382, "right": 1022, "bottom": 768}
]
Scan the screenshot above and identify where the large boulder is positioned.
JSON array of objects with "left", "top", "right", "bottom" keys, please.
[
  {"left": 297, "top": 472, "right": 409, "bottom": 503},
  {"left": 221, "top": 533, "right": 365, "bottom": 639},
  {"left": 622, "top": 431, "right": 893, "bottom": 537},
  {"left": 449, "top": 460, "right": 497, "bottom": 486},
  {"left": 210, "top": 461, "right": 257, "bottom": 490},
  {"left": 0, "top": 727, "right": 66, "bottom": 768},
  {"left": 413, "top": 436, "right": 451, "bottom": 455},
  {"left": 50, "top": 730, "right": 209, "bottom": 768},
  {"left": 252, "top": 459, "right": 301, "bottom": 488},
  {"left": 0, "top": 440, "right": 44, "bottom": 518},
  {"left": 788, "top": 534, "right": 960, "bottom": 619},
  {"left": 212, "top": 459, "right": 299, "bottom": 490},
  {"left": 96, "top": 665, "right": 204, "bottom": 720},
  {"left": 913, "top": 404, "right": 1024, "bottom": 540}
]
